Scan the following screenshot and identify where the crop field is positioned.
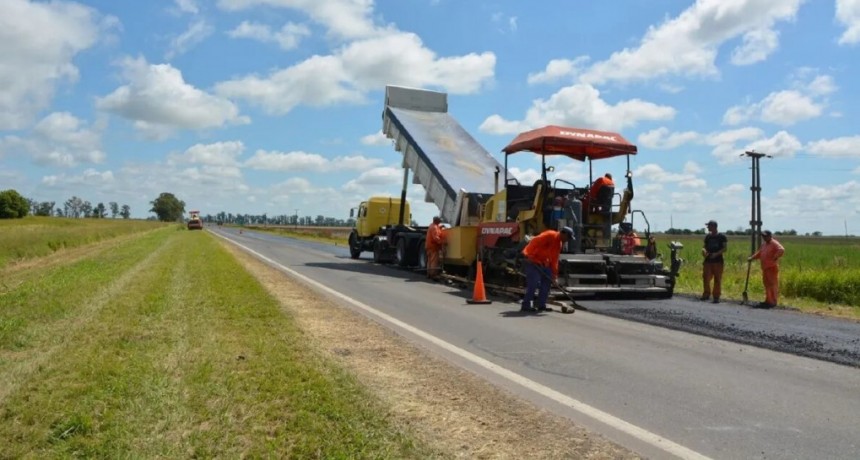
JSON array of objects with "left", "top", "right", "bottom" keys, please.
[
  {"left": 0, "top": 221, "right": 435, "bottom": 458},
  {"left": 0, "top": 216, "right": 169, "bottom": 269},
  {"left": 663, "top": 233, "right": 860, "bottom": 317}
]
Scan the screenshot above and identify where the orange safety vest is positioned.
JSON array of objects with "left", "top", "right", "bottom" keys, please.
[
  {"left": 522, "top": 230, "right": 564, "bottom": 277},
  {"left": 426, "top": 223, "right": 445, "bottom": 250}
]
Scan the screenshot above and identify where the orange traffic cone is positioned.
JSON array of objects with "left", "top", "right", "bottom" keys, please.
[{"left": 466, "top": 260, "right": 492, "bottom": 304}]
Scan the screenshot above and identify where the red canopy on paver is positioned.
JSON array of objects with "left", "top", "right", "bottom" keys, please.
[{"left": 502, "top": 125, "right": 637, "bottom": 161}]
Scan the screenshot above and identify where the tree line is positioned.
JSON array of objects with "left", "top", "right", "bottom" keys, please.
[
  {"left": 0, "top": 189, "right": 132, "bottom": 219},
  {"left": 203, "top": 212, "right": 353, "bottom": 227}
]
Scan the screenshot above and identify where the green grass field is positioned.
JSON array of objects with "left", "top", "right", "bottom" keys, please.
[
  {"left": 0, "top": 221, "right": 436, "bottom": 458},
  {"left": 0, "top": 216, "right": 169, "bottom": 269},
  {"left": 663, "top": 233, "right": 860, "bottom": 317}
]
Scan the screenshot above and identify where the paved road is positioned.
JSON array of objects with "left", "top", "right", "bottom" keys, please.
[{"left": 212, "top": 227, "right": 860, "bottom": 460}]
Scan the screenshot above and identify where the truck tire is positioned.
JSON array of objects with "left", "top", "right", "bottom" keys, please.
[
  {"left": 418, "top": 238, "right": 427, "bottom": 269},
  {"left": 348, "top": 231, "right": 361, "bottom": 259},
  {"left": 395, "top": 238, "right": 409, "bottom": 267},
  {"left": 373, "top": 240, "right": 383, "bottom": 263}
]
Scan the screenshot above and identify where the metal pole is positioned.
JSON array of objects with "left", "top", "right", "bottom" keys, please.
[
  {"left": 744, "top": 151, "right": 769, "bottom": 253},
  {"left": 398, "top": 168, "right": 409, "bottom": 226}
]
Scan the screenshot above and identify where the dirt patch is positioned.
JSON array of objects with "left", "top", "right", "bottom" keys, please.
[{"left": 222, "top": 243, "right": 639, "bottom": 459}]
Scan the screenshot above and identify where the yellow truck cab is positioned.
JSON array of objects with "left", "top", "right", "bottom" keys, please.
[{"left": 349, "top": 196, "right": 429, "bottom": 266}]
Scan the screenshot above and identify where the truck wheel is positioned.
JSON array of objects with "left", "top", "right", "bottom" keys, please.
[
  {"left": 418, "top": 238, "right": 427, "bottom": 269},
  {"left": 396, "top": 239, "right": 409, "bottom": 267},
  {"left": 373, "top": 240, "right": 383, "bottom": 263},
  {"left": 348, "top": 231, "right": 361, "bottom": 259}
]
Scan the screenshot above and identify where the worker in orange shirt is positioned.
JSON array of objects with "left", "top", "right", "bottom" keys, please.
[
  {"left": 583, "top": 173, "right": 614, "bottom": 212},
  {"left": 425, "top": 216, "right": 446, "bottom": 280},
  {"left": 748, "top": 230, "right": 785, "bottom": 309},
  {"left": 520, "top": 226, "right": 574, "bottom": 312}
]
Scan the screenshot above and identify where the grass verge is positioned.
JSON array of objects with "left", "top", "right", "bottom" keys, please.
[{"left": 0, "top": 229, "right": 435, "bottom": 458}]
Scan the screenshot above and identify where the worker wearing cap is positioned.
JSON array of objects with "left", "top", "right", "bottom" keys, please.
[
  {"left": 748, "top": 230, "right": 785, "bottom": 308},
  {"left": 701, "top": 220, "right": 727, "bottom": 303},
  {"left": 425, "top": 216, "right": 446, "bottom": 280},
  {"left": 520, "top": 227, "right": 574, "bottom": 312}
]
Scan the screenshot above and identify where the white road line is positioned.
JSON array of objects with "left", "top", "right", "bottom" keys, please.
[{"left": 217, "top": 232, "right": 711, "bottom": 460}]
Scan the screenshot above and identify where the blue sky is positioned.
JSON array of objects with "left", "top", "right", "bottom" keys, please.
[{"left": 2, "top": 0, "right": 859, "bottom": 235}]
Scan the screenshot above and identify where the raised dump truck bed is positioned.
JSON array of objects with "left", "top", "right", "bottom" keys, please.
[{"left": 382, "top": 85, "right": 508, "bottom": 226}]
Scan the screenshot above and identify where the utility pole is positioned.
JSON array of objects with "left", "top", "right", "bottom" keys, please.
[
  {"left": 743, "top": 150, "right": 771, "bottom": 254},
  {"left": 294, "top": 208, "right": 299, "bottom": 230}
]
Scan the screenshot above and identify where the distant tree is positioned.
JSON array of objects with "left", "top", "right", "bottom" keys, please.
[
  {"left": 55, "top": 208, "right": 65, "bottom": 217},
  {"left": 120, "top": 205, "right": 131, "bottom": 219},
  {"left": 0, "top": 189, "right": 29, "bottom": 218},
  {"left": 80, "top": 201, "right": 93, "bottom": 218},
  {"left": 109, "top": 201, "right": 119, "bottom": 218},
  {"left": 94, "top": 202, "right": 107, "bottom": 218},
  {"left": 35, "top": 201, "right": 55, "bottom": 216},
  {"left": 149, "top": 192, "right": 185, "bottom": 222},
  {"left": 64, "top": 196, "right": 84, "bottom": 218}
]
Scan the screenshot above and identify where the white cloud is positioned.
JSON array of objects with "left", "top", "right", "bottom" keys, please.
[
  {"left": 730, "top": 27, "right": 779, "bottom": 65},
  {"left": 175, "top": 0, "right": 200, "bottom": 15},
  {"left": 578, "top": 0, "right": 802, "bottom": 85},
  {"left": 166, "top": 20, "right": 214, "bottom": 60},
  {"left": 479, "top": 84, "right": 675, "bottom": 135},
  {"left": 527, "top": 57, "right": 589, "bottom": 85},
  {"left": 97, "top": 56, "right": 249, "bottom": 138},
  {"left": 744, "top": 130, "right": 802, "bottom": 158},
  {"left": 0, "top": 0, "right": 109, "bottom": 129},
  {"left": 768, "top": 182, "right": 860, "bottom": 229},
  {"left": 634, "top": 163, "right": 705, "bottom": 189},
  {"left": 227, "top": 21, "right": 311, "bottom": 50},
  {"left": 836, "top": 0, "right": 860, "bottom": 45},
  {"left": 217, "top": 0, "right": 379, "bottom": 41},
  {"left": 244, "top": 150, "right": 383, "bottom": 172},
  {"left": 806, "top": 135, "right": 860, "bottom": 158},
  {"left": 704, "top": 127, "right": 766, "bottom": 164},
  {"left": 758, "top": 90, "right": 822, "bottom": 125},
  {"left": 169, "top": 141, "right": 245, "bottom": 166},
  {"left": 214, "top": 3, "right": 495, "bottom": 114},
  {"left": 342, "top": 166, "right": 402, "bottom": 193},
  {"left": 0, "top": 112, "right": 105, "bottom": 167},
  {"left": 638, "top": 127, "right": 700, "bottom": 150},
  {"left": 338, "top": 33, "right": 495, "bottom": 94},
  {"left": 41, "top": 168, "right": 115, "bottom": 187},
  {"left": 360, "top": 131, "right": 390, "bottom": 146},
  {"left": 722, "top": 74, "right": 835, "bottom": 126}
]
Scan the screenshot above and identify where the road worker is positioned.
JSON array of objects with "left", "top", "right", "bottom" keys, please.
[
  {"left": 618, "top": 222, "right": 641, "bottom": 255},
  {"left": 425, "top": 216, "right": 446, "bottom": 280},
  {"left": 748, "top": 230, "right": 785, "bottom": 309},
  {"left": 583, "top": 172, "right": 614, "bottom": 213},
  {"left": 701, "top": 220, "right": 727, "bottom": 304},
  {"left": 520, "top": 226, "right": 574, "bottom": 313}
]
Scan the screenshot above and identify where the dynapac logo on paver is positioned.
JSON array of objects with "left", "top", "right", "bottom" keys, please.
[
  {"left": 481, "top": 227, "right": 514, "bottom": 235},
  {"left": 559, "top": 131, "right": 617, "bottom": 142}
]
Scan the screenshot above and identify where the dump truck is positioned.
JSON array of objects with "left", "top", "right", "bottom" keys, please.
[
  {"left": 348, "top": 196, "right": 429, "bottom": 265},
  {"left": 187, "top": 210, "right": 203, "bottom": 230},
  {"left": 380, "top": 85, "right": 682, "bottom": 298}
]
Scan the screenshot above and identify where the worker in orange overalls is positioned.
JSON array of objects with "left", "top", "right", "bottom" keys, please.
[
  {"left": 520, "top": 226, "right": 574, "bottom": 312},
  {"left": 425, "top": 216, "right": 446, "bottom": 280},
  {"left": 618, "top": 222, "right": 641, "bottom": 255},
  {"left": 583, "top": 172, "right": 614, "bottom": 212},
  {"left": 748, "top": 230, "right": 785, "bottom": 309}
]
